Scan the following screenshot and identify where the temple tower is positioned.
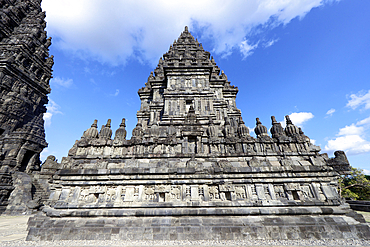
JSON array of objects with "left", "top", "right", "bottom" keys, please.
[
  {"left": 0, "top": 0, "right": 53, "bottom": 211},
  {"left": 138, "top": 26, "right": 240, "bottom": 129}
]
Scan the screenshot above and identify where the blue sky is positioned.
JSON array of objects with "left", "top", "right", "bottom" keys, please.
[{"left": 40, "top": 0, "right": 370, "bottom": 173}]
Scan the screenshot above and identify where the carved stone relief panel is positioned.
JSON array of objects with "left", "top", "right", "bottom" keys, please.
[
  {"left": 54, "top": 181, "right": 333, "bottom": 207},
  {"left": 234, "top": 185, "right": 247, "bottom": 200},
  {"left": 208, "top": 186, "right": 221, "bottom": 201},
  {"left": 170, "top": 185, "right": 182, "bottom": 201}
]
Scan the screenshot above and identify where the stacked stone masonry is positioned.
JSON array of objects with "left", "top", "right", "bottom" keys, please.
[
  {"left": 26, "top": 26, "right": 370, "bottom": 240},
  {"left": 0, "top": 0, "right": 53, "bottom": 213}
]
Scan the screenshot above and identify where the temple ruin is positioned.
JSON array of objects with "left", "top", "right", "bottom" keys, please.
[
  {"left": 25, "top": 26, "right": 370, "bottom": 240},
  {"left": 0, "top": 0, "right": 369, "bottom": 242},
  {"left": 0, "top": 0, "right": 52, "bottom": 213}
]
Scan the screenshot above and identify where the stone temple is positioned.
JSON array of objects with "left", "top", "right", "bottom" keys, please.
[
  {"left": 0, "top": 0, "right": 52, "bottom": 213},
  {"left": 0, "top": 1, "right": 369, "bottom": 241},
  {"left": 24, "top": 26, "right": 370, "bottom": 240}
]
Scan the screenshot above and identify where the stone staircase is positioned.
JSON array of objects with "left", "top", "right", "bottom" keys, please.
[{"left": 30, "top": 177, "right": 49, "bottom": 208}]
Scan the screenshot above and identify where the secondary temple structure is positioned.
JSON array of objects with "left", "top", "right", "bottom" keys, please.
[
  {"left": 0, "top": 0, "right": 52, "bottom": 213},
  {"left": 25, "top": 26, "right": 370, "bottom": 240}
]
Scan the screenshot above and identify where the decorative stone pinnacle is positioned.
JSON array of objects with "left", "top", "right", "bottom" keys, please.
[
  {"left": 185, "top": 26, "right": 188, "bottom": 32},
  {"left": 91, "top": 119, "right": 98, "bottom": 128},
  {"left": 256, "top": 118, "right": 262, "bottom": 125},
  {"left": 120, "top": 118, "right": 126, "bottom": 128},
  {"left": 239, "top": 116, "right": 245, "bottom": 125},
  {"left": 271, "top": 116, "right": 277, "bottom": 124},
  {"left": 106, "top": 119, "right": 111, "bottom": 128},
  {"left": 285, "top": 115, "right": 293, "bottom": 125}
]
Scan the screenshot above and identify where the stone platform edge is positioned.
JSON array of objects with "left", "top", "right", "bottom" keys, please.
[{"left": 26, "top": 214, "right": 370, "bottom": 241}]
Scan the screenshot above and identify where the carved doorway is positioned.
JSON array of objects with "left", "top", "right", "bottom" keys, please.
[
  {"left": 19, "top": 150, "right": 36, "bottom": 172},
  {"left": 188, "top": 136, "right": 197, "bottom": 153}
]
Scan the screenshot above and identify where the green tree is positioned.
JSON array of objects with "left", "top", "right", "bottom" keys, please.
[{"left": 340, "top": 167, "right": 370, "bottom": 200}]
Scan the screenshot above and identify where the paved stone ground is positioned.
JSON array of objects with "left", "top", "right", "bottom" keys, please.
[{"left": 2, "top": 213, "right": 370, "bottom": 247}]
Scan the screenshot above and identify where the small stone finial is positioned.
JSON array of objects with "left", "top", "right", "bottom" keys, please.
[
  {"left": 185, "top": 26, "right": 188, "bottom": 32},
  {"left": 132, "top": 122, "right": 143, "bottom": 141},
  {"left": 285, "top": 115, "right": 300, "bottom": 137},
  {"left": 83, "top": 119, "right": 99, "bottom": 138},
  {"left": 114, "top": 118, "right": 127, "bottom": 141},
  {"left": 285, "top": 115, "right": 293, "bottom": 125},
  {"left": 255, "top": 118, "right": 268, "bottom": 137},
  {"left": 120, "top": 118, "right": 126, "bottom": 127},
  {"left": 92, "top": 119, "right": 98, "bottom": 128},
  {"left": 106, "top": 119, "right": 111, "bottom": 128},
  {"left": 239, "top": 116, "right": 245, "bottom": 125},
  {"left": 270, "top": 116, "right": 285, "bottom": 139},
  {"left": 237, "top": 117, "right": 249, "bottom": 138},
  {"left": 100, "top": 121, "right": 113, "bottom": 139},
  {"left": 256, "top": 118, "right": 262, "bottom": 125},
  {"left": 220, "top": 70, "right": 228, "bottom": 80},
  {"left": 45, "top": 37, "right": 52, "bottom": 48}
]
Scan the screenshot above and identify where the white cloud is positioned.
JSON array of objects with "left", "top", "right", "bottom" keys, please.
[
  {"left": 42, "top": 0, "right": 337, "bottom": 66},
  {"left": 51, "top": 77, "right": 73, "bottom": 88},
  {"left": 338, "top": 124, "right": 363, "bottom": 136},
  {"left": 240, "top": 40, "right": 258, "bottom": 58},
  {"left": 281, "top": 112, "right": 314, "bottom": 128},
  {"left": 310, "top": 139, "right": 316, "bottom": 145},
  {"left": 43, "top": 99, "right": 62, "bottom": 128},
  {"left": 324, "top": 116, "right": 370, "bottom": 155},
  {"left": 111, "top": 89, "right": 120, "bottom": 97},
  {"left": 357, "top": 116, "right": 370, "bottom": 126},
  {"left": 326, "top": 108, "right": 335, "bottom": 116},
  {"left": 364, "top": 169, "right": 370, "bottom": 175},
  {"left": 264, "top": 39, "right": 278, "bottom": 48},
  {"left": 346, "top": 90, "right": 370, "bottom": 110},
  {"left": 325, "top": 135, "right": 370, "bottom": 155}
]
